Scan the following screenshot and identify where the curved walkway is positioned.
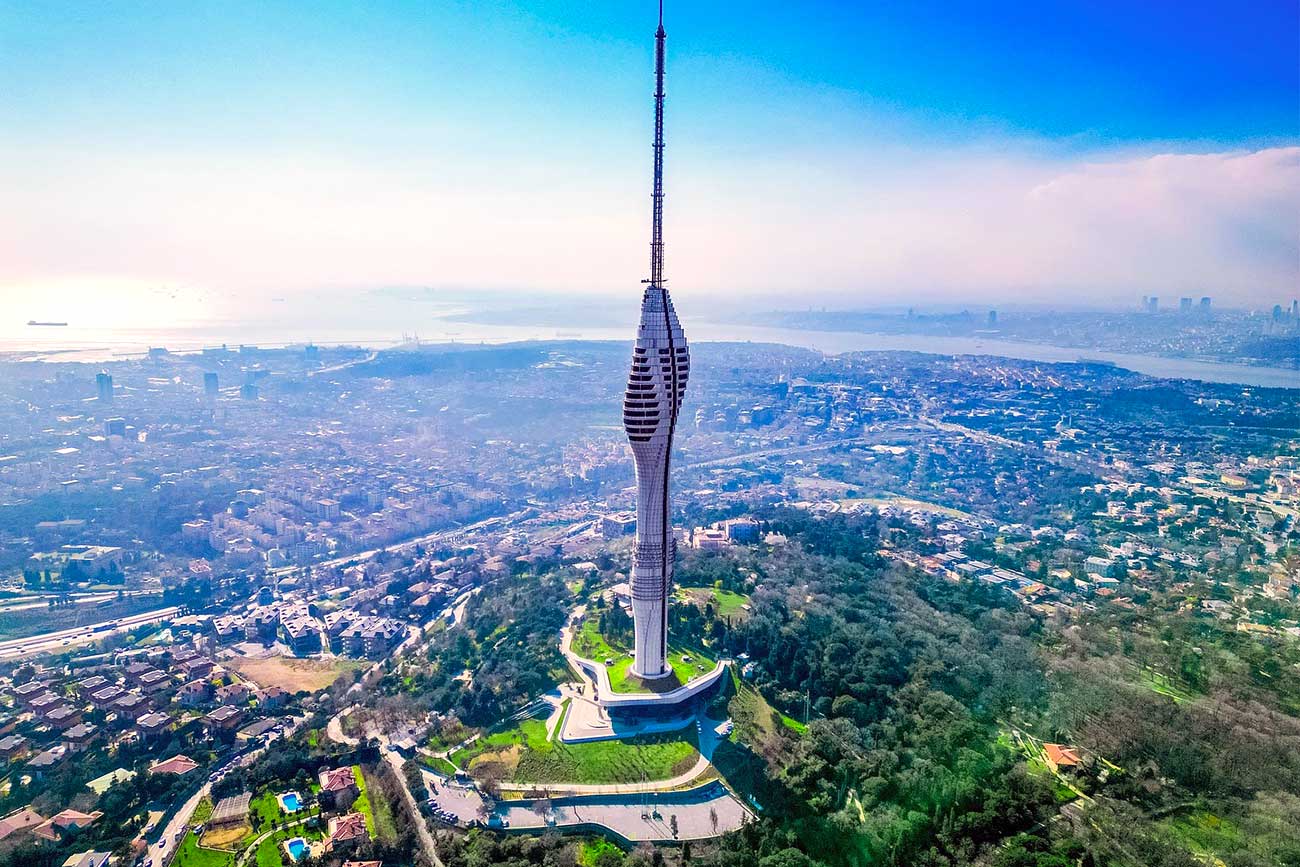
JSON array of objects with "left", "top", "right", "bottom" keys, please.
[{"left": 559, "top": 606, "right": 729, "bottom": 711}]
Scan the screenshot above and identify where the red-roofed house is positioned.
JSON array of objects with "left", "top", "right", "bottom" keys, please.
[
  {"left": 325, "top": 813, "right": 368, "bottom": 852},
  {"left": 318, "top": 766, "right": 357, "bottom": 793},
  {"left": 0, "top": 806, "right": 45, "bottom": 841},
  {"left": 1042, "top": 743, "right": 1083, "bottom": 773},
  {"left": 149, "top": 754, "right": 200, "bottom": 776},
  {"left": 317, "top": 765, "right": 359, "bottom": 808},
  {"left": 32, "top": 809, "right": 102, "bottom": 842}
]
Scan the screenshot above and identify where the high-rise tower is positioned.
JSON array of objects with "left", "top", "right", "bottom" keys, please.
[
  {"left": 622, "top": 1, "right": 689, "bottom": 681},
  {"left": 96, "top": 371, "right": 113, "bottom": 403}
]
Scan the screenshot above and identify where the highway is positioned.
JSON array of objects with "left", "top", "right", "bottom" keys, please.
[
  {"left": 0, "top": 588, "right": 156, "bottom": 615},
  {"left": 0, "top": 606, "right": 180, "bottom": 660},
  {"left": 267, "top": 510, "right": 527, "bottom": 579}
]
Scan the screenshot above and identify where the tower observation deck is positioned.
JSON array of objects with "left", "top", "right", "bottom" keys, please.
[{"left": 622, "top": 1, "right": 689, "bottom": 681}]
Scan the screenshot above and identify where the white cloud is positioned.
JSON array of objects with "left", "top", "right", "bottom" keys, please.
[
  {"left": 0, "top": 142, "right": 1295, "bottom": 316},
  {"left": 671, "top": 145, "right": 1299, "bottom": 306}
]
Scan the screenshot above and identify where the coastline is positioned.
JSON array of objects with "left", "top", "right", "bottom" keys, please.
[{"left": 1, "top": 319, "right": 1296, "bottom": 390}]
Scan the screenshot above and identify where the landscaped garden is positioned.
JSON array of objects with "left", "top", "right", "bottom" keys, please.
[
  {"left": 676, "top": 584, "right": 752, "bottom": 619},
  {"left": 175, "top": 782, "right": 330, "bottom": 867},
  {"left": 448, "top": 716, "right": 701, "bottom": 785},
  {"left": 570, "top": 611, "right": 718, "bottom": 694}
]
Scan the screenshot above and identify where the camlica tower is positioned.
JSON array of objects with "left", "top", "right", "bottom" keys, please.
[{"left": 622, "top": 1, "right": 689, "bottom": 681}]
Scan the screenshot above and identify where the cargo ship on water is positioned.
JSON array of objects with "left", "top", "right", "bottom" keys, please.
[{"left": 27, "top": 320, "right": 68, "bottom": 326}]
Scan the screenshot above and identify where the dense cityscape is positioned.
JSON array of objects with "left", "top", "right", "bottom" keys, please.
[
  {"left": 0, "top": 333, "right": 1295, "bottom": 867},
  {"left": 756, "top": 301, "right": 1300, "bottom": 368}
]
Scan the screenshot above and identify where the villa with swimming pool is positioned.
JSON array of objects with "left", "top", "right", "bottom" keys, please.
[{"left": 282, "top": 835, "right": 318, "bottom": 862}]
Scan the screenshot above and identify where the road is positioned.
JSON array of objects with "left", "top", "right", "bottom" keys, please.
[
  {"left": 150, "top": 779, "right": 209, "bottom": 867},
  {"left": 685, "top": 435, "right": 881, "bottom": 470},
  {"left": 919, "top": 416, "right": 1112, "bottom": 478},
  {"left": 0, "top": 605, "right": 180, "bottom": 660},
  {"left": 382, "top": 745, "right": 445, "bottom": 867},
  {"left": 0, "top": 588, "right": 155, "bottom": 615},
  {"left": 325, "top": 704, "right": 360, "bottom": 747},
  {"left": 268, "top": 511, "right": 526, "bottom": 579},
  {"left": 326, "top": 590, "right": 480, "bottom": 866},
  {"left": 308, "top": 349, "right": 377, "bottom": 377}
]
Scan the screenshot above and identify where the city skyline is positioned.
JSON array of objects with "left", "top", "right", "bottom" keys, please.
[{"left": 2, "top": 1, "right": 1297, "bottom": 318}]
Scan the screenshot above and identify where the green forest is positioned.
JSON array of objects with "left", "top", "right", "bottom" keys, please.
[{"left": 432, "top": 507, "right": 1299, "bottom": 867}]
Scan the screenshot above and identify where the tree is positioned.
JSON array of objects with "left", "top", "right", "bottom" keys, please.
[
  {"left": 531, "top": 799, "right": 552, "bottom": 822},
  {"left": 758, "top": 849, "right": 823, "bottom": 867}
]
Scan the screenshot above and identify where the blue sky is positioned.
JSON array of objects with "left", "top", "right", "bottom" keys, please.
[{"left": 1, "top": 0, "right": 1296, "bottom": 316}]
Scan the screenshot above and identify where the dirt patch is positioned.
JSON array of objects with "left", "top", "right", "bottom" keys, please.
[
  {"left": 470, "top": 743, "right": 522, "bottom": 774},
  {"left": 226, "top": 656, "right": 364, "bottom": 693},
  {"left": 200, "top": 823, "right": 251, "bottom": 850}
]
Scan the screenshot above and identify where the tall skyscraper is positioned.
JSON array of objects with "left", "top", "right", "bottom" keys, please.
[
  {"left": 1180, "top": 297, "right": 1193, "bottom": 313},
  {"left": 1146, "top": 296, "right": 1159, "bottom": 313},
  {"left": 1199, "top": 296, "right": 1212, "bottom": 312},
  {"left": 622, "top": 2, "right": 689, "bottom": 681},
  {"left": 96, "top": 371, "right": 113, "bottom": 403},
  {"left": 204, "top": 372, "right": 219, "bottom": 398}
]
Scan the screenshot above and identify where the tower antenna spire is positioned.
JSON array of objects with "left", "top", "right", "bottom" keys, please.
[{"left": 648, "top": 0, "right": 667, "bottom": 289}]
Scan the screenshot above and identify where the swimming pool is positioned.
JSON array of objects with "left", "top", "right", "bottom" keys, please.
[
  {"left": 284, "top": 837, "right": 307, "bottom": 862},
  {"left": 278, "top": 791, "right": 302, "bottom": 813}
]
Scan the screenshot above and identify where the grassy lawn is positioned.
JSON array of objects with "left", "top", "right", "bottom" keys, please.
[
  {"left": 579, "top": 838, "right": 626, "bottom": 866},
  {"left": 456, "top": 718, "right": 701, "bottom": 785},
  {"left": 248, "top": 790, "right": 282, "bottom": 831},
  {"left": 252, "top": 821, "right": 323, "bottom": 867},
  {"left": 1165, "top": 809, "right": 1242, "bottom": 859},
  {"left": 192, "top": 797, "right": 214, "bottom": 823},
  {"left": 360, "top": 765, "right": 399, "bottom": 843},
  {"left": 420, "top": 754, "right": 459, "bottom": 775},
  {"left": 351, "top": 765, "right": 377, "bottom": 836},
  {"left": 677, "top": 585, "right": 751, "bottom": 618},
  {"left": 572, "top": 617, "right": 626, "bottom": 668},
  {"left": 426, "top": 719, "right": 473, "bottom": 754},
  {"left": 728, "top": 671, "right": 805, "bottom": 745},
  {"left": 553, "top": 698, "right": 571, "bottom": 739},
  {"left": 1140, "top": 668, "right": 1197, "bottom": 704},
  {"left": 1025, "top": 756, "right": 1080, "bottom": 803},
  {"left": 571, "top": 616, "right": 717, "bottom": 694},
  {"left": 175, "top": 831, "right": 234, "bottom": 867},
  {"left": 778, "top": 712, "right": 807, "bottom": 734}
]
